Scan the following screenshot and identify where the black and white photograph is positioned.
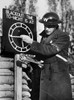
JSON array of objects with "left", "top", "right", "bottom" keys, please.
[{"left": 0, "top": 0, "right": 74, "bottom": 100}]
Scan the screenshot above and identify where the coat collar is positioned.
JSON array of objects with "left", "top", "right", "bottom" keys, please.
[
  {"left": 40, "top": 29, "right": 63, "bottom": 38},
  {"left": 39, "top": 30, "right": 48, "bottom": 37},
  {"left": 39, "top": 29, "right": 58, "bottom": 38},
  {"left": 40, "top": 29, "right": 63, "bottom": 44}
]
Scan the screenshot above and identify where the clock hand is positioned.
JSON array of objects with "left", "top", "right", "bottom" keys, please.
[
  {"left": 22, "top": 40, "right": 24, "bottom": 48},
  {"left": 9, "top": 35, "right": 22, "bottom": 38}
]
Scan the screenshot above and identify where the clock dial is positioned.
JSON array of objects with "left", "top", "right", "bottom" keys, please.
[{"left": 8, "top": 22, "right": 33, "bottom": 52}]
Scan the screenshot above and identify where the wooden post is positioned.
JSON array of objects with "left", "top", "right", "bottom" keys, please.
[
  {"left": 14, "top": 54, "right": 32, "bottom": 100},
  {"left": 14, "top": 54, "right": 22, "bottom": 100}
]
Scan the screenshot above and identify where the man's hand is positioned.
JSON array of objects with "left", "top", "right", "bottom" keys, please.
[{"left": 20, "top": 35, "right": 33, "bottom": 44}]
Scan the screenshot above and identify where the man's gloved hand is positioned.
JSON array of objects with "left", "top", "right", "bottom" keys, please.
[{"left": 20, "top": 35, "right": 33, "bottom": 44}]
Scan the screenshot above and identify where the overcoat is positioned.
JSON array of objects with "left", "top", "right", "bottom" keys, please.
[{"left": 30, "top": 29, "right": 72, "bottom": 100}]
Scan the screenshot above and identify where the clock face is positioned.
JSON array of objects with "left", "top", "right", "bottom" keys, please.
[{"left": 8, "top": 22, "right": 33, "bottom": 53}]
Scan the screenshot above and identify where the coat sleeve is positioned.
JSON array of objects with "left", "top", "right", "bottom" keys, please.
[{"left": 30, "top": 34, "right": 69, "bottom": 56}]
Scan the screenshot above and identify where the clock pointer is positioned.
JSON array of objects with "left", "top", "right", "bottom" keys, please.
[{"left": 9, "top": 35, "right": 22, "bottom": 38}]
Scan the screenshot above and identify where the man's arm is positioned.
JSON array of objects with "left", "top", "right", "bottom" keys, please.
[{"left": 30, "top": 34, "right": 69, "bottom": 56}]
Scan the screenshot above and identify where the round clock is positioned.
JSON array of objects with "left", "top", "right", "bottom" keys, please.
[{"left": 8, "top": 22, "right": 33, "bottom": 53}]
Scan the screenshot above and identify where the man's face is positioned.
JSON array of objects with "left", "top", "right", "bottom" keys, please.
[{"left": 44, "top": 26, "right": 55, "bottom": 35}]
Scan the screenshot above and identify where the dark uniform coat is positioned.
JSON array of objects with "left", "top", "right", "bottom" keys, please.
[{"left": 30, "top": 29, "right": 72, "bottom": 100}]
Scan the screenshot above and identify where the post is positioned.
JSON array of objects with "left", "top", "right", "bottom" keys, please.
[
  {"left": 14, "top": 54, "right": 32, "bottom": 100},
  {"left": 14, "top": 54, "right": 22, "bottom": 100}
]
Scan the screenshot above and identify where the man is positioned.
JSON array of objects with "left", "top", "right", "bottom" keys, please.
[{"left": 20, "top": 12, "right": 72, "bottom": 100}]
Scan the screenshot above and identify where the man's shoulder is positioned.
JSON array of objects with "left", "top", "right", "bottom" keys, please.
[{"left": 56, "top": 29, "right": 69, "bottom": 37}]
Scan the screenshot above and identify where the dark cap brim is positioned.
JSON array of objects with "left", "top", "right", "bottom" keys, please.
[{"left": 39, "top": 19, "right": 62, "bottom": 25}]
